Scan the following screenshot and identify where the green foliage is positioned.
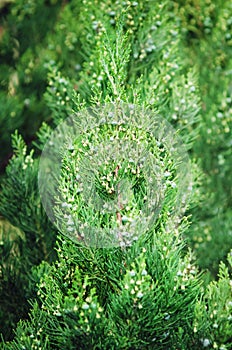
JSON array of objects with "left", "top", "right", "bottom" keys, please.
[
  {"left": 186, "top": 211, "right": 232, "bottom": 277},
  {"left": 194, "top": 251, "right": 232, "bottom": 349},
  {"left": 0, "top": 132, "right": 56, "bottom": 340},
  {"left": 3, "top": 231, "right": 202, "bottom": 350},
  {"left": 0, "top": 0, "right": 82, "bottom": 172},
  {"left": 0, "top": 132, "right": 53, "bottom": 249},
  {"left": 173, "top": 0, "right": 232, "bottom": 276},
  {"left": 0, "top": 220, "right": 28, "bottom": 341},
  {"left": 0, "top": 0, "right": 231, "bottom": 348}
]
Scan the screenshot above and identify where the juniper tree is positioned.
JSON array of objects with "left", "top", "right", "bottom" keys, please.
[{"left": 0, "top": 1, "right": 232, "bottom": 349}]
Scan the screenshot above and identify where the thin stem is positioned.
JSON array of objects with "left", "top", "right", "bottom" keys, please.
[{"left": 114, "top": 164, "right": 125, "bottom": 246}]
